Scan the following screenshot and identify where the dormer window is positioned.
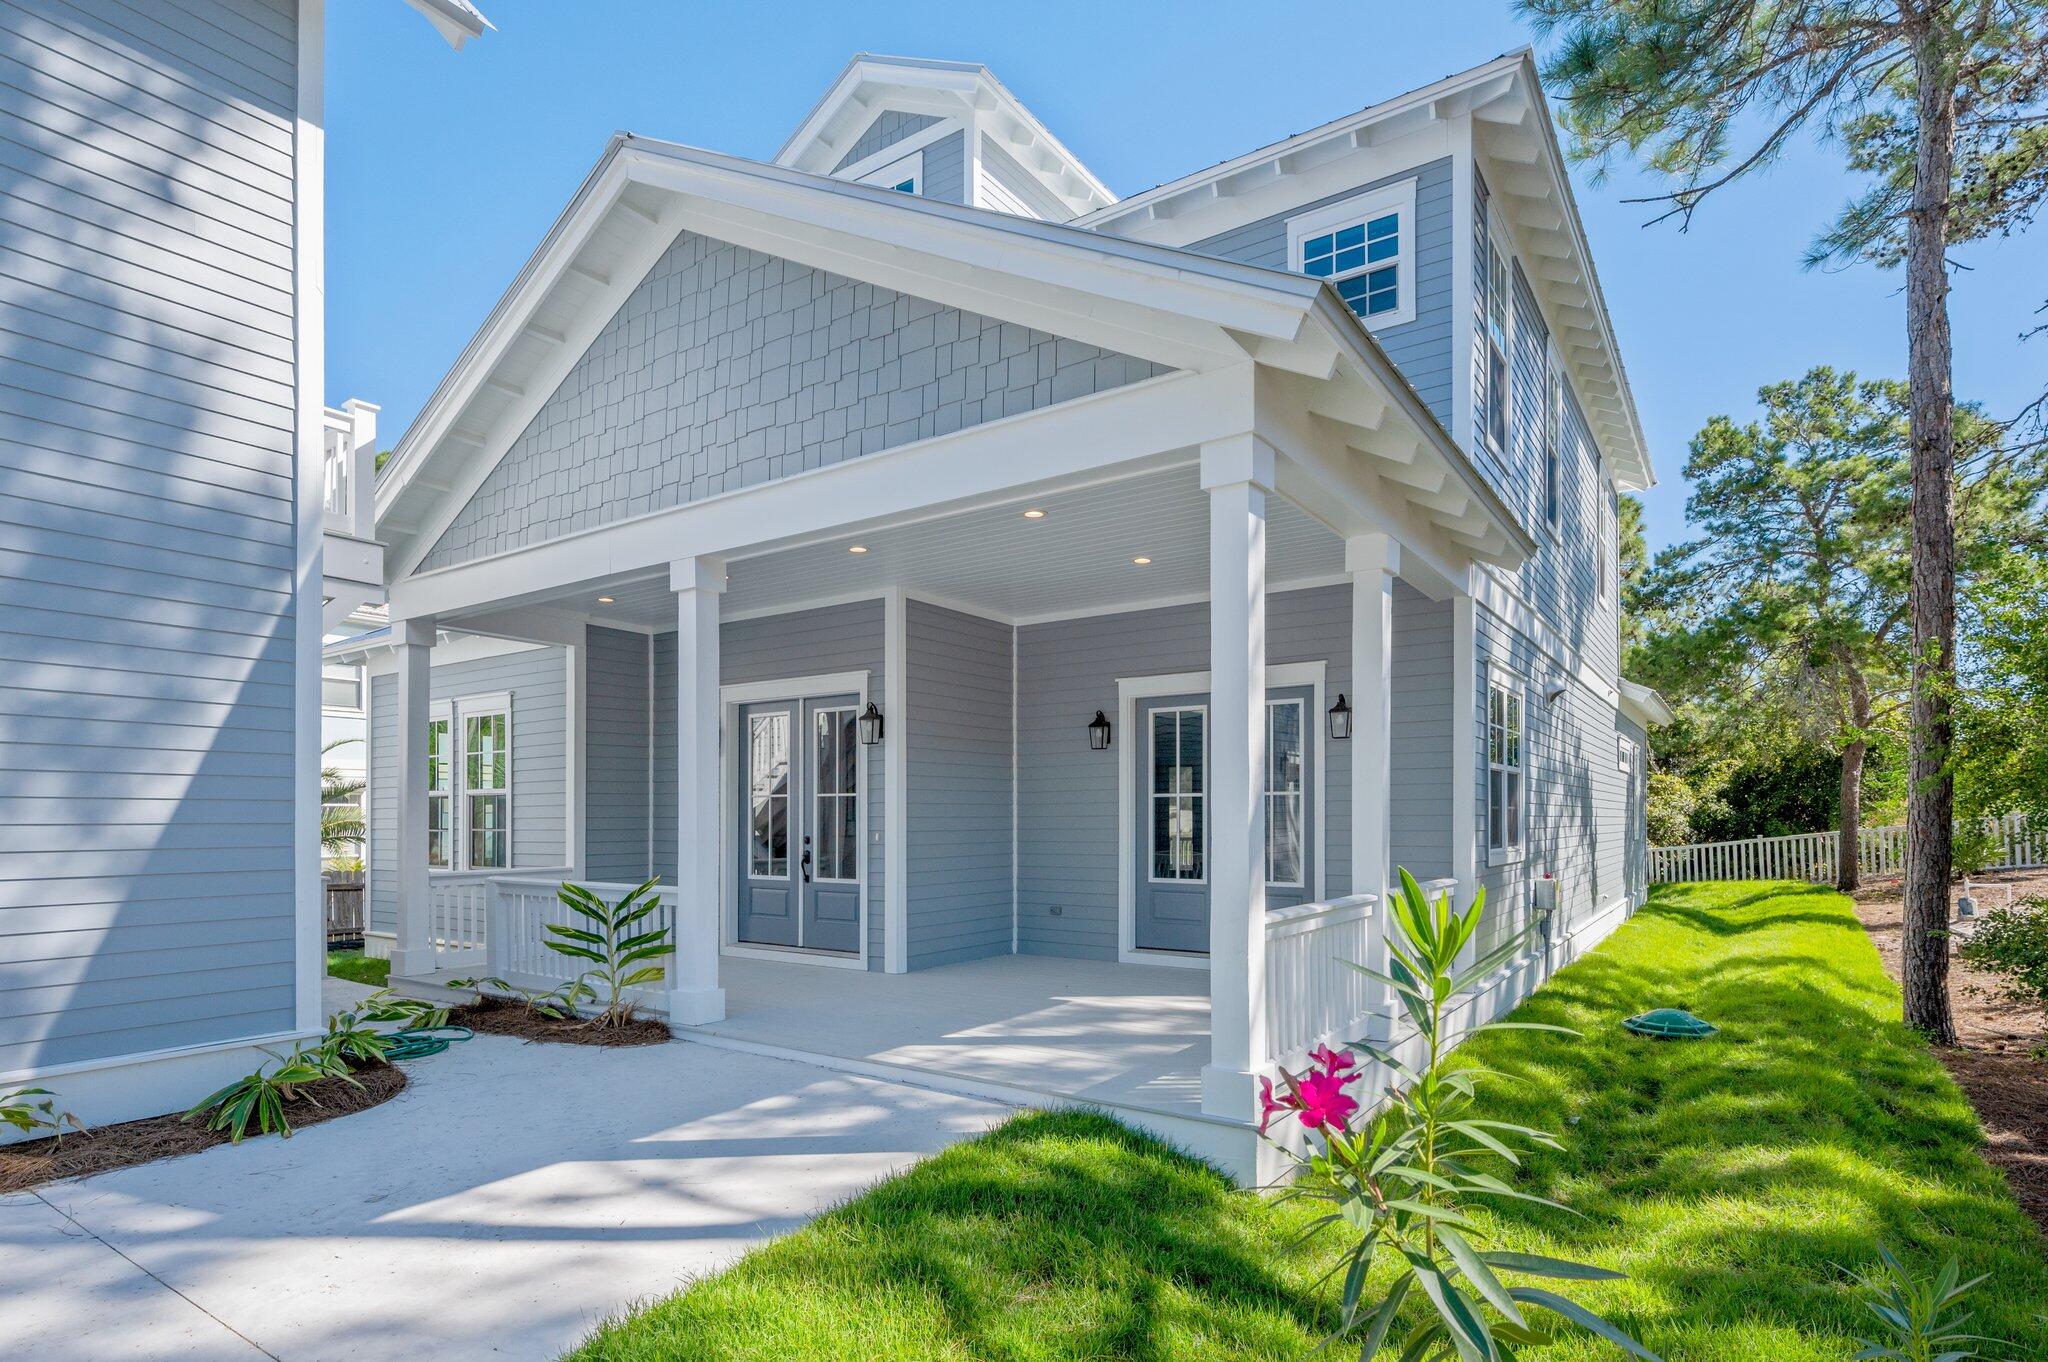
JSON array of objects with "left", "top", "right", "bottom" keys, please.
[
  {"left": 859, "top": 149, "right": 922, "bottom": 196},
  {"left": 1287, "top": 179, "right": 1417, "bottom": 328}
]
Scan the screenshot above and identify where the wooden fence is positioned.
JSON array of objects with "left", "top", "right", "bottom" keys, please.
[{"left": 1651, "top": 813, "right": 2042, "bottom": 885}]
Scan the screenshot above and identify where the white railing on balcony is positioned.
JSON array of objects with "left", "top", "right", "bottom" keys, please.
[
  {"left": 1263, "top": 892, "right": 1381, "bottom": 1068},
  {"left": 426, "top": 869, "right": 527, "bottom": 968},
  {"left": 486, "top": 877, "right": 679, "bottom": 1009},
  {"left": 321, "top": 399, "right": 379, "bottom": 540}
]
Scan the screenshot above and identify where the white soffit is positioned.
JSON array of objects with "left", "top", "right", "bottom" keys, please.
[
  {"left": 775, "top": 53, "right": 1114, "bottom": 219},
  {"left": 1079, "top": 50, "right": 1652, "bottom": 492}
]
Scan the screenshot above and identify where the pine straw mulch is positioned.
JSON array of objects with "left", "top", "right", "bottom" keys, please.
[
  {"left": 448, "top": 993, "right": 671, "bottom": 1047},
  {"left": 1852, "top": 868, "right": 2048, "bottom": 1233},
  {"left": 0, "top": 1061, "right": 406, "bottom": 1196}
]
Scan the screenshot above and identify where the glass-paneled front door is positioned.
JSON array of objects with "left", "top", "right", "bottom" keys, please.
[{"left": 737, "top": 694, "right": 862, "bottom": 955}]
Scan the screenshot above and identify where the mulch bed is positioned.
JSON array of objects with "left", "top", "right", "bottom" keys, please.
[
  {"left": 0, "top": 1062, "right": 406, "bottom": 1196},
  {"left": 1852, "top": 868, "right": 2048, "bottom": 1232},
  {"left": 449, "top": 994, "right": 671, "bottom": 1047}
]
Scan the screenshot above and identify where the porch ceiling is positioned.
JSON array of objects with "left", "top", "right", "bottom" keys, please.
[{"left": 551, "top": 464, "right": 1344, "bottom": 630}]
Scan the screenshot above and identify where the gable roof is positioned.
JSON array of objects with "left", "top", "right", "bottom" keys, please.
[
  {"left": 775, "top": 53, "right": 1114, "bottom": 219},
  {"left": 375, "top": 137, "right": 1533, "bottom": 582},
  {"left": 401, "top": 0, "right": 492, "bottom": 48},
  {"left": 1077, "top": 51, "right": 1654, "bottom": 493}
]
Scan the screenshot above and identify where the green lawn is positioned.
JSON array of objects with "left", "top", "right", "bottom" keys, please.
[
  {"left": 326, "top": 950, "right": 389, "bottom": 987},
  {"left": 566, "top": 882, "right": 2048, "bottom": 1361}
]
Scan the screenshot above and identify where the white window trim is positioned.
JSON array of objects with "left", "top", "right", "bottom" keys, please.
[
  {"left": 1597, "top": 489, "right": 1616, "bottom": 609},
  {"left": 858, "top": 148, "right": 923, "bottom": 196},
  {"left": 1617, "top": 733, "right": 1633, "bottom": 773},
  {"left": 809, "top": 701, "right": 863, "bottom": 886},
  {"left": 1485, "top": 665, "right": 1526, "bottom": 868},
  {"left": 1265, "top": 696, "right": 1308, "bottom": 890},
  {"left": 428, "top": 691, "right": 513, "bottom": 873},
  {"left": 1287, "top": 178, "right": 1419, "bottom": 330},
  {"left": 1543, "top": 339, "right": 1564, "bottom": 541},
  {"left": 1145, "top": 703, "right": 1210, "bottom": 888}
]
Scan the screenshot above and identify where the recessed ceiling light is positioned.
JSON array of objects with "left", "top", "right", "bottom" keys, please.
[
  {"left": 1022, "top": 508, "right": 1047, "bottom": 520},
  {"left": 1132, "top": 556, "right": 1152, "bottom": 565},
  {"left": 848, "top": 544, "right": 869, "bottom": 554},
  {"left": 596, "top": 596, "right": 614, "bottom": 604}
]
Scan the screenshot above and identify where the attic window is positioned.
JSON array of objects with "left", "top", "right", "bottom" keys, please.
[
  {"left": 859, "top": 150, "right": 922, "bottom": 196},
  {"left": 1287, "top": 179, "right": 1417, "bottom": 329}
]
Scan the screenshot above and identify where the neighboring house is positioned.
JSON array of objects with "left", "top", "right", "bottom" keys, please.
[
  {"left": 348, "top": 51, "right": 1670, "bottom": 1179},
  {"left": 0, "top": 0, "right": 487, "bottom": 1137}
]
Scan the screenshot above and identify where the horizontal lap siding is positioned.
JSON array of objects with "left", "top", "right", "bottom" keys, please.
[
  {"left": 1188, "top": 157, "right": 1454, "bottom": 425},
  {"left": 978, "top": 135, "right": 1069, "bottom": 220},
  {"left": 905, "top": 602, "right": 1011, "bottom": 968},
  {"left": 418, "top": 232, "right": 1165, "bottom": 572},
  {"left": 0, "top": 0, "right": 300, "bottom": 1073},
  {"left": 585, "top": 627, "right": 650, "bottom": 882},
  {"left": 652, "top": 600, "right": 887, "bottom": 968},
  {"left": 367, "top": 647, "right": 569, "bottom": 935},
  {"left": 1391, "top": 584, "right": 1453, "bottom": 880},
  {"left": 920, "top": 129, "right": 965, "bottom": 205},
  {"left": 1015, "top": 587, "right": 1352, "bottom": 961}
]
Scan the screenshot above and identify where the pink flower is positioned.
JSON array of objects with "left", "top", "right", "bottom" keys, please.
[
  {"left": 1257, "top": 1075, "right": 1286, "bottom": 1135},
  {"left": 1308, "top": 1044, "right": 1357, "bottom": 1079},
  {"left": 1295, "top": 1070, "right": 1360, "bottom": 1132}
]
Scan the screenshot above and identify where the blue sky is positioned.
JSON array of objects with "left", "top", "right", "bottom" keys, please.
[{"left": 328, "top": 0, "right": 2042, "bottom": 555}]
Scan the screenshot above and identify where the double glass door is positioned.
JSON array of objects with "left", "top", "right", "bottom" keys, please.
[{"left": 736, "top": 694, "right": 862, "bottom": 955}]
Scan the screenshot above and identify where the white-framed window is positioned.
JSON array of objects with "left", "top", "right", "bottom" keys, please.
[
  {"left": 747, "top": 711, "right": 790, "bottom": 878},
  {"left": 1481, "top": 213, "right": 1514, "bottom": 455},
  {"left": 1486, "top": 669, "right": 1525, "bottom": 866},
  {"left": 1149, "top": 705, "right": 1207, "bottom": 884},
  {"left": 859, "top": 149, "right": 922, "bottom": 196},
  {"left": 1287, "top": 179, "right": 1418, "bottom": 328},
  {"left": 1617, "top": 733, "right": 1633, "bottom": 773},
  {"left": 812, "top": 704, "right": 860, "bottom": 883},
  {"left": 1544, "top": 348, "right": 1564, "bottom": 534},
  {"left": 1265, "top": 698, "right": 1306, "bottom": 888},
  {"left": 1597, "top": 488, "right": 1616, "bottom": 608},
  {"left": 426, "top": 694, "right": 512, "bottom": 872}
]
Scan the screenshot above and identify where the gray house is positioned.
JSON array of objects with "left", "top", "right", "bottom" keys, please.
[
  {"left": 339, "top": 52, "right": 1669, "bottom": 1179},
  {"left": 0, "top": 0, "right": 485, "bottom": 1136}
]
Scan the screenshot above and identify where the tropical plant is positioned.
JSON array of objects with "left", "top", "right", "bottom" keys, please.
[
  {"left": 1958, "top": 897, "right": 2048, "bottom": 1023},
  {"left": 1, "top": 1087, "right": 84, "bottom": 1143},
  {"left": 1848, "top": 1244, "right": 2013, "bottom": 1361},
  {"left": 543, "top": 877, "right": 669, "bottom": 1028},
  {"left": 185, "top": 1045, "right": 357, "bottom": 1144},
  {"left": 321, "top": 737, "right": 366, "bottom": 858},
  {"left": 1265, "top": 868, "right": 1658, "bottom": 1361},
  {"left": 448, "top": 974, "right": 596, "bottom": 1020},
  {"left": 319, "top": 990, "right": 449, "bottom": 1066}
]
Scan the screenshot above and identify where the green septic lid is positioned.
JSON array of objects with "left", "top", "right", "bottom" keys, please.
[{"left": 1623, "top": 1008, "right": 1718, "bottom": 1039}]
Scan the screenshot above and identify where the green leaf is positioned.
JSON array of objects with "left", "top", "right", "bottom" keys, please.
[
  {"left": 1508, "top": 1288, "right": 1661, "bottom": 1361},
  {"left": 1480, "top": 1252, "right": 1626, "bottom": 1282},
  {"left": 1441, "top": 1227, "right": 1529, "bottom": 1330},
  {"left": 1403, "top": 1249, "right": 1496, "bottom": 1362},
  {"left": 1356, "top": 1273, "right": 1412, "bottom": 1362}
]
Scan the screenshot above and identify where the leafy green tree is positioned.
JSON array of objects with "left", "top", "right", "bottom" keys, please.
[
  {"left": 1956, "top": 545, "right": 2048, "bottom": 824},
  {"left": 1523, "top": 0, "right": 2048, "bottom": 1042}
]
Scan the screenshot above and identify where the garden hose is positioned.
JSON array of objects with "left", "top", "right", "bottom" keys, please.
[{"left": 381, "top": 1026, "right": 475, "bottom": 1061}]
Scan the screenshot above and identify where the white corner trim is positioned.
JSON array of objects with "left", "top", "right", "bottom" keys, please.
[
  {"left": 292, "top": 0, "right": 327, "bottom": 1036},
  {"left": 856, "top": 147, "right": 925, "bottom": 195},
  {"left": 883, "top": 591, "right": 908, "bottom": 973},
  {"left": 833, "top": 117, "right": 960, "bottom": 185},
  {"left": 1113, "top": 662, "right": 1327, "bottom": 966},
  {"left": 717, "top": 670, "right": 874, "bottom": 972},
  {"left": 1286, "top": 178, "right": 1419, "bottom": 330}
]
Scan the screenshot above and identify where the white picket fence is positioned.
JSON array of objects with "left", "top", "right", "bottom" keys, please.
[{"left": 1651, "top": 813, "right": 2042, "bottom": 884}]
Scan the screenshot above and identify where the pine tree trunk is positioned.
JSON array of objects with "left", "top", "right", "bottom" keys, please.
[
  {"left": 1837, "top": 738, "right": 1866, "bottom": 893},
  {"left": 1901, "top": 23, "right": 1959, "bottom": 1044}
]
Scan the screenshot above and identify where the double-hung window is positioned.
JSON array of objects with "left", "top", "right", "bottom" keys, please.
[
  {"left": 1486, "top": 671, "right": 1524, "bottom": 865},
  {"left": 1482, "top": 212, "right": 1513, "bottom": 455},
  {"left": 1597, "top": 488, "right": 1615, "bottom": 609},
  {"left": 426, "top": 695, "right": 511, "bottom": 871},
  {"left": 1288, "top": 180, "right": 1418, "bottom": 328}
]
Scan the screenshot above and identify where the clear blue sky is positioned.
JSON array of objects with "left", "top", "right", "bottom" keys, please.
[{"left": 328, "top": 0, "right": 2042, "bottom": 555}]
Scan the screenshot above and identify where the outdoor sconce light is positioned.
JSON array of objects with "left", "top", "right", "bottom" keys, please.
[
  {"left": 1087, "top": 710, "right": 1112, "bottom": 751},
  {"left": 1327, "top": 693, "right": 1353, "bottom": 741},
  {"left": 858, "top": 702, "right": 885, "bottom": 746}
]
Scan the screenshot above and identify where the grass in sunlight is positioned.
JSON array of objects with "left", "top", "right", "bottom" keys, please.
[
  {"left": 325, "top": 950, "right": 389, "bottom": 987},
  {"left": 565, "top": 882, "right": 2048, "bottom": 1361}
]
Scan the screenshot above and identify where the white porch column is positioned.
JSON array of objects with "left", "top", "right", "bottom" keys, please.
[
  {"left": 668, "top": 556, "right": 727, "bottom": 1027},
  {"left": 1348, "top": 535, "right": 1399, "bottom": 1034},
  {"left": 1450, "top": 594, "right": 1479, "bottom": 913},
  {"left": 389, "top": 617, "right": 438, "bottom": 977},
  {"left": 1201, "top": 435, "right": 1272, "bottom": 1120}
]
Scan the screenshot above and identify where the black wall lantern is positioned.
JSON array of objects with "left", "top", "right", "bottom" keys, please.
[
  {"left": 1087, "top": 710, "right": 1113, "bottom": 751},
  {"left": 858, "top": 702, "right": 885, "bottom": 746},
  {"left": 1327, "top": 693, "right": 1353, "bottom": 741}
]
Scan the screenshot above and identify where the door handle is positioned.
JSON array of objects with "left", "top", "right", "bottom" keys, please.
[{"left": 801, "top": 835, "right": 813, "bottom": 884}]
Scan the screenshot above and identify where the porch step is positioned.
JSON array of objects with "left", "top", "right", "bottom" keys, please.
[{"left": 388, "top": 974, "right": 480, "bottom": 1008}]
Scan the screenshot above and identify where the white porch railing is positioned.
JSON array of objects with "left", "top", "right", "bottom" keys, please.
[
  {"left": 1650, "top": 813, "right": 2041, "bottom": 884},
  {"left": 320, "top": 400, "right": 378, "bottom": 539},
  {"left": 426, "top": 867, "right": 573, "bottom": 968},
  {"left": 1263, "top": 892, "right": 1381, "bottom": 1067},
  {"left": 485, "top": 877, "right": 679, "bottom": 1009}
]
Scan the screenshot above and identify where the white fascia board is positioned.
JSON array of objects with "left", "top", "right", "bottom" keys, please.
[
  {"left": 401, "top": 0, "right": 492, "bottom": 48},
  {"left": 1619, "top": 679, "right": 1676, "bottom": 728},
  {"left": 389, "top": 365, "right": 1253, "bottom": 624},
  {"left": 1077, "top": 51, "right": 1526, "bottom": 233}
]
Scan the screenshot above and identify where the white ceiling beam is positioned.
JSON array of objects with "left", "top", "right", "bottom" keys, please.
[{"left": 568, "top": 261, "right": 611, "bottom": 287}]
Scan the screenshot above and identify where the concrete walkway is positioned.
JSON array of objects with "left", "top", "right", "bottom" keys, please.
[{"left": 0, "top": 1034, "right": 1006, "bottom": 1361}]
